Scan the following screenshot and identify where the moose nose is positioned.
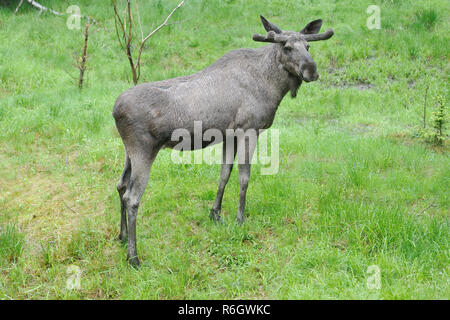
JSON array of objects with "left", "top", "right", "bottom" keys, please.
[{"left": 302, "top": 69, "right": 319, "bottom": 82}]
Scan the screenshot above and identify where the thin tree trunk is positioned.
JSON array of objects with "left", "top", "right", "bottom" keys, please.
[{"left": 78, "top": 23, "right": 90, "bottom": 89}]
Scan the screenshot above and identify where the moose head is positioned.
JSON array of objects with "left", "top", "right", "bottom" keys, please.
[{"left": 253, "top": 15, "right": 334, "bottom": 84}]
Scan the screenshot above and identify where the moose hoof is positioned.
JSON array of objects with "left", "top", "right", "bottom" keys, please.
[
  {"left": 209, "top": 208, "right": 222, "bottom": 224},
  {"left": 117, "top": 234, "right": 127, "bottom": 243},
  {"left": 127, "top": 256, "right": 141, "bottom": 268},
  {"left": 236, "top": 216, "right": 245, "bottom": 226}
]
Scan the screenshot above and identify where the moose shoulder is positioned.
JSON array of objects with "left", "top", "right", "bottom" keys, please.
[{"left": 113, "top": 15, "right": 334, "bottom": 267}]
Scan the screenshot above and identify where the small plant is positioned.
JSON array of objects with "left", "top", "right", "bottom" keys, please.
[
  {"left": 416, "top": 94, "right": 447, "bottom": 146},
  {"left": 412, "top": 9, "right": 438, "bottom": 31},
  {"left": 40, "top": 240, "right": 59, "bottom": 267},
  {"left": 430, "top": 95, "right": 446, "bottom": 146},
  {"left": 0, "top": 224, "right": 24, "bottom": 264}
]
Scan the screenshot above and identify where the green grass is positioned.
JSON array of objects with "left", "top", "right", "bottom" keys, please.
[
  {"left": 412, "top": 9, "right": 438, "bottom": 31},
  {"left": 0, "top": 0, "right": 449, "bottom": 299},
  {"left": 0, "top": 224, "right": 24, "bottom": 265}
]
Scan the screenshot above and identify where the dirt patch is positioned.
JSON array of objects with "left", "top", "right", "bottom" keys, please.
[
  {"left": 408, "top": 80, "right": 416, "bottom": 89},
  {"left": 0, "top": 163, "right": 105, "bottom": 249},
  {"left": 295, "top": 114, "right": 340, "bottom": 124},
  {"left": 327, "top": 80, "right": 376, "bottom": 90},
  {"left": 325, "top": 63, "right": 375, "bottom": 90},
  {"left": 389, "top": 132, "right": 449, "bottom": 152},
  {"left": 349, "top": 123, "right": 377, "bottom": 134}
]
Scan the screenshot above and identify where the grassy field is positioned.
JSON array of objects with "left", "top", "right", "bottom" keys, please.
[{"left": 0, "top": 0, "right": 448, "bottom": 299}]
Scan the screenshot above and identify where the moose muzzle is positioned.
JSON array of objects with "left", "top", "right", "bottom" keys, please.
[{"left": 300, "top": 64, "right": 319, "bottom": 82}]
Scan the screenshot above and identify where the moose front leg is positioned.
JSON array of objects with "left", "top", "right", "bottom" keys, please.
[
  {"left": 211, "top": 139, "right": 237, "bottom": 223},
  {"left": 236, "top": 134, "right": 257, "bottom": 225},
  {"left": 237, "top": 163, "right": 251, "bottom": 224}
]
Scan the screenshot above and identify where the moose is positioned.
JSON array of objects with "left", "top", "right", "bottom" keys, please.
[{"left": 113, "top": 16, "right": 334, "bottom": 266}]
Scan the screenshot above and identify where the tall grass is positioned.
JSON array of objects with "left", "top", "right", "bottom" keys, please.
[
  {"left": 0, "top": 224, "right": 24, "bottom": 264},
  {"left": 412, "top": 9, "right": 438, "bottom": 31}
]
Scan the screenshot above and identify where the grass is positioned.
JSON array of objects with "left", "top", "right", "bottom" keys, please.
[
  {"left": 0, "top": 224, "right": 24, "bottom": 265},
  {"left": 0, "top": 0, "right": 449, "bottom": 299},
  {"left": 412, "top": 9, "right": 438, "bottom": 31}
]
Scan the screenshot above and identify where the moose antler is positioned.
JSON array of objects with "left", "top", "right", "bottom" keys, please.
[
  {"left": 253, "top": 29, "right": 334, "bottom": 44},
  {"left": 302, "top": 29, "right": 334, "bottom": 41},
  {"left": 252, "top": 31, "right": 289, "bottom": 44}
]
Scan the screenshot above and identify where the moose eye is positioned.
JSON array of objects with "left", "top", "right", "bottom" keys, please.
[{"left": 306, "top": 44, "right": 310, "bottom": 51}]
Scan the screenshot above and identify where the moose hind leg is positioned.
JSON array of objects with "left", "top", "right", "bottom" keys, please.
[
  {"left": 117, "top": 154, "right": 131, "bottom": 242},
  {"left": 123, "top": 147, "right": 159, "bottom": 268}
]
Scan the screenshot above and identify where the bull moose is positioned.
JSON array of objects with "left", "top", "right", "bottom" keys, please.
[{"left": 113, "top": 15, "right": 334, "bottom": 266}]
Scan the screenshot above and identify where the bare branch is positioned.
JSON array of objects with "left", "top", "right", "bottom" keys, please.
[
  {"left": 113, "top": 1, "right": 126, "bottom": 50},
  {"left": 78, "top": 23, "right": 90, "bottom": 89},
  {"left": 125, "top": 0, "right": 137, "bottom": 84},
  {"left": 64, "top": 201, "right": 78, "bottom": 215},
  {"left": 14, "top": 0, "right": 24, "bottom": 14},
  {"left": 135, "top": 0, "right": 144, "bottom": 42},
  {"left": 135, "top": 0, "right": 185, "bottom": 80},
  {"left": 16, "top": 0, "right": 97, "bottom": 24},
  {"left": 142, "top": 0, "right": 185, "bottom": 44},
  {"left": 113, "top": 0, "right": 185, "bottom": 85},
  {"left": 26, "top": 0, "right": 62, "bottom": 16}
]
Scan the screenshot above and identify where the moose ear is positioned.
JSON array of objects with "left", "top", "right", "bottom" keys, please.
[
  {"left": 260, "top": 15, "right": 282, "bottom": 34},
  {"left": 300, "top": 19, "right": 323, "bottom": 34}
]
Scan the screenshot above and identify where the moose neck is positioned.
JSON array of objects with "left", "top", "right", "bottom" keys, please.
[{"left": 259, "top": 44, "right": 302, "bottom": 104}]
